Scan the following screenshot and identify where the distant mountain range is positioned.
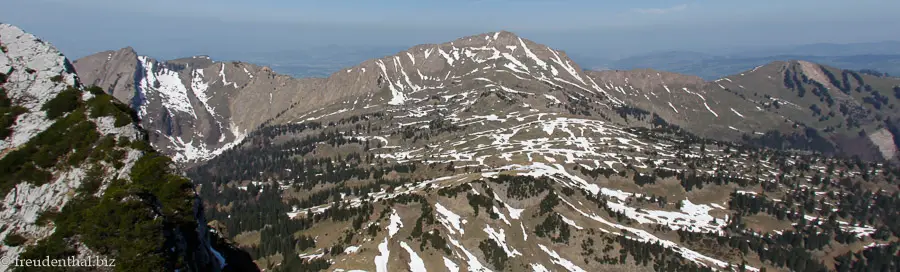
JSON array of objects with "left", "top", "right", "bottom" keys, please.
[
  {"left": 608, "top": 53, "right": 900, "bottom": 80},
  {"left": 726, "top": 41, "right": 900, "bottom": 57},
  {"left": 601, "top": 41, "right": 900, "bottom": 80},
  {"left": 237, "top": 41, "right": 900, "bottom": 81}
]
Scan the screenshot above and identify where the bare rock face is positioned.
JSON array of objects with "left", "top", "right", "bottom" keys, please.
[
  {"left": 0, "top": 23, "right": 143, "bottom": 270},
  {"left": 70, "top": 47, "right": 140, "bottom": 104},
  {"left": 74, "top": 52, "right": 323, "bottom": 163},
  {"left": 0, "top": 24, "right": 79, "bottom": 151},
  {"left": 1, "top": 23, "right": 258, "bottom": 272},
  {"left": 868, "top": 128, "right": 898, "bottom": 160}
]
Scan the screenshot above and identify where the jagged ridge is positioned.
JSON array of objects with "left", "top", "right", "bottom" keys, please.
[{"left": 74, "top": 49, "right": 323, "bottom": 164}]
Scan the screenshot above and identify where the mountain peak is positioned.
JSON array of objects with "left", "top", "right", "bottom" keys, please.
[
  {"left": 463, "top": 30, "right": 521, "bottom": 42},
  {"left": 296, "top": 29, "right": 619, "bottom": 113},
  {"left": 718, "top": 59, "right": 836, "bottom": 83},
  {"left": 398, "top": 30, "right": 540, "bottom": 56},
  {"left": 119, "top": 46, "right": 137, "bottom": 55},
  {"left": 444, "top": 30, "right": 541, "bottom": 50},
  {"left": 492, "top": 30, "right": 519, "bottom": 37}
]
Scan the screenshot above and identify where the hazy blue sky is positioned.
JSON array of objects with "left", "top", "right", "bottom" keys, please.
[{"left": 2, "top": 0, "right": 898, "bottom": 60}]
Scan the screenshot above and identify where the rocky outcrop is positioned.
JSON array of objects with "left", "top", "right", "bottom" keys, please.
[
  {"left": 868, "top": 128, "right": 898, "bottom": 160},
  {"left": 70, "top": 47, "right": 140, "bottom": 105},
  {"left": 0, "top": 23, "right": 257, "bottom": 272},
  {"left": 1, "top": 25, "right": 93, "bottom": 267},
  {"left": 0, "top": 23, "right": 124, "bottom": 270},
  {"left": 0, "top": 23, "right": 78, "bottom": 151}
]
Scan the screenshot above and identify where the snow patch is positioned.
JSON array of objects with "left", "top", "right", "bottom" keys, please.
[
  {"left": 506, "top": 204, "right": 525, "bottom": 219},
  {"left": 493, "top": 206, "right": 512, "bottom": 225},
  {"left": 538, "top": 244, "right": 586, "bottom": 272},
  {"left": 448, "top": 237, "right": 491, "bottom": 272},
  {"left": 218, "top": 63, "right": 238, "bottom": 88},
  {"left": 439, "top": 48, "right": 455, "bottom": 66},
  {"left": 518, "top": 37, "right": 547, "bottom": 67},
  {"left": 544, "top": 94, "right": 561, "bottom": 104},
  {"left": 668, "top": 102, "right": 679, "bottom": 113},
  {"left": 376, "top": 60, "right": 406, "bottom": 106},
  {"left": 399, "top": 241, "right": 427, "bottom": 272},
  {"left": 484, "top": 225, "right": 522, "bottom": 257},
  {"left": 730, "top": 108, "right": 745, "bottom": 118},
  {"left": 375, "top": 238, "right": 390, "bottom": 272},
  {"left": 388, "top": 209, "right": 403, "bottom": 237},
  {"left": 559, "top": 215, "right": 584, "bottom": 230},
  {"left": 406, "top": 52, "right": 416, "bottom": 65},
  {"left": 444, "top": 257, "right": 461, "bottom": 272},
  {"left": 549, "top": 50, "right": 585, "bottom": 85},
  {"left": 520, "top": 222, "right": 528, "bottom": 241},
  {"left": 436, "top": 203, "right": 466, "bottom": 235},
  {"left": 531, "top": 263, "right": 550, "bottom": 272},
  {"left": 343, "top": 246, "right": 361, "bottom": 254},
  {"left": 703, "top": 103, "right": 718, "bottom": 117},
  {"left": 138, "top": 56, "right": 197, "bottom": 118}
]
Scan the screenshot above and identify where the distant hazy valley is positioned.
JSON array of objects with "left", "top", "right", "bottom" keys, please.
[{"left": 244, "top": 41, "right": 900, "bottom": 81}]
